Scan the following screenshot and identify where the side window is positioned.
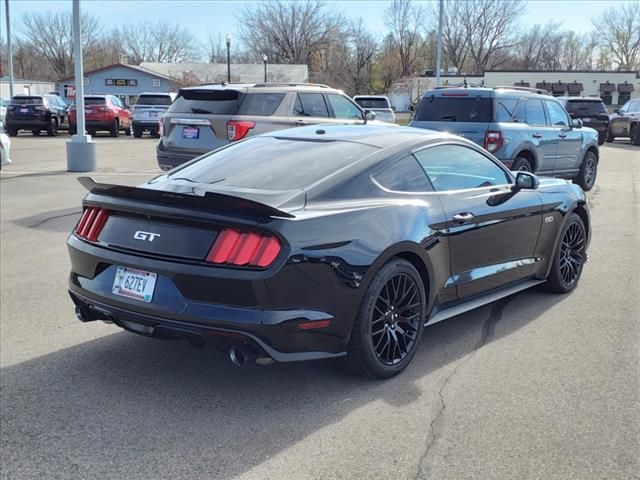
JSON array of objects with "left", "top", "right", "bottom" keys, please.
[
  {"left": 512, "top": 99, "right": 526, "bottom": 123},
  {"left": 294, "top": 93, "right": 330, "bottom": 118},
  {"left": 494, "top": 98, "right": 518, "bottom": 123},
  {"left": 545, "top": 101, "right": 570, "bottom": 126},
  {"left": 373, "top": 155, "right": 432, "bottom": 192},
  {"left": 525, "top": 99, "right": 547, "bottom": 126},
  {"left": 326, "top": 94, "right": 363, "bottom": 119},
  {"left": 630, "top": 101, "right": 640, "bottom": 113},
  {"left": 414, "top": 145, "right": 511, "bottom": 191},
  {"left": 238, "top": 93, "right": 285, "bottom": 116},
  {"left": 619, "top": 101, "right": 631, "bottom": 113}
]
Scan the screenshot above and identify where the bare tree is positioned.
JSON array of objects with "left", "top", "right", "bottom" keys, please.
[
  {"left": 512, "top": 22, "right": 562, "bottom": 70},
  {"left": 430, "top": 0, "right": 468, "bottom": 73},
  {"left": 119, "top": 21, "right": 201, "bottom": 64},
  {"left": 459, "top": 0, "right": 525, "bottom": 73},
  {"left": 204, "top": 30, "right": 227, "bottom": 63},
  {"left": 384, "top": 0, "right": 425, "bottom": 77},
  {"left": 238, "top": 0, "right": 343, "bottom": 69},
  {"left": 592, "top": 1, "right": 640, "bottom": 70},
  {"left": 21, "top": 10, "right": 102, "bottom": 78}
]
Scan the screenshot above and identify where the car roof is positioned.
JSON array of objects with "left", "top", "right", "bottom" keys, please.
[
  {"left": 427, "top": 86, "right": 551, "bottom": 98},
  {"left": 265, "top": 124, "right": 448, "bottom": 149},
  {"left": 556, "top": 96, "right": 603, "bottom": 101},
  {"left": 353, "top": 95, "right": 390, "bottom": 99},
  {"left": 179, "top": 83, "right": 340, "bottom": 94}
]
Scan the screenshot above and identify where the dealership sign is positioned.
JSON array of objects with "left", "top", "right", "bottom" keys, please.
[{"left": 105, "top": 79, "right": 138, "bottom": 87}]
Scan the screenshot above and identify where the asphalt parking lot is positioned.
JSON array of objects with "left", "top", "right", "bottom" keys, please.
[{"left": 1, "top": 134, "right": 639, "bottom": 480}]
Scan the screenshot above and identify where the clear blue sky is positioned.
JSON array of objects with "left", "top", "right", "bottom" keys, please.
[{"left": 1, "top": 0, "right": 630, "bottom": 45}]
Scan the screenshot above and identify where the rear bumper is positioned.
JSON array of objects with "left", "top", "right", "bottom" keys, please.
[
  {"left": 132, "top": 120, "right": 160, "bottom": 130},
  {"left": 610, "top": 121, "right": 630, "bottom": 136},
  {"left": 6, "top": 119, "right": 49, "bottom": 129},
  {"left": 67, "top": 235, "right": 347, "bottom": 361},
  {"left": 156, "top": 141, "right": 202, "bottom": 171}
]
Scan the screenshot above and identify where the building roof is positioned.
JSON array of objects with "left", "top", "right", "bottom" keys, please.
[
  {"left": 139, "top": 62, "right": 309, "bottom": 84},
  {"left": 58, "top": 63, "right": 176, "bottom": 82}
]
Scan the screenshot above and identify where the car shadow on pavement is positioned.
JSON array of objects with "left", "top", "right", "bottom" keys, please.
[{"left": 0, "top": 288, "right": 568, "bottom": 479}]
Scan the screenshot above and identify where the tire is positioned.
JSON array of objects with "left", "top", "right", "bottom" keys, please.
[
  {"left": 597, "top": 131, "right": 606, "bottom": 146},
  {"left": 151, "top": 130, "right": 160, "bottom": 139},
  {"left": 46, "top": 117, "right": 58, "bottom": 137},
  {"left": 545, "top": 213, "right": 587, "bottom": 293},
  {"left": 606, "top": 127, "right": 614, "bottom": 143},
  {"left": 88, "top": 130, "right": 97, "bottom": 136},
  {"left": 69, "top": 125, "right": 77, "bottom": 135},
  {"left": 124, "top": 125, "right": 131, "bottom": 136},
  {"left": 340, "top": 258, "right": 426, "bottom": 379},
  {"left": 512, "top": 156, "right": 533, "bottom": 172},
  {"left": 133, "top": 127, "right": 143, "bottom": 138},
  {"left": 110, "top": 120, "right": 119, "bottom": 137},
  {"left": 631, "top": 124, "right": 640, "bottom": 146},
  {"left": 7, "top": 128, "right": 18, "bottom": 137},
  {"left": 32, "top": 129, "right": 40, "bottom": 136},
  {"left": 573, "top": 150, "right": 597, "bottom": 191}
]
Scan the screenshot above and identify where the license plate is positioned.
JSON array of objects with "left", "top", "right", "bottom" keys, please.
[
  {"left": 85, "top": 109, "right": 91, "bottom": 113},
  {"left": 182, "top": 126, "right": 199, "bottom": 139},
  {"left": 149, "top": 111, "right": 158, "bottom": 118},
  {"left": 20, "top": 108, "right": 28, "bottom": 113},
  {"left": 112, "top": 266, "right": 157, "bottom": 303}
]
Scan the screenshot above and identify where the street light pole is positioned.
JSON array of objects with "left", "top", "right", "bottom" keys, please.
[
  {"left": 435, "top": 0, "right": 443, "bottom": 87},
  {"left": 4, "top": 0, "right": 14, "bottom": 99},
  {"left": 225, "top": 33, "right": 232, "bottom": 83},
  {"left": 66, "top": 0, "right": 96, "bottom": 172},
  {"left": 263, "top": 55, "right": 268, "bottom": 83}
]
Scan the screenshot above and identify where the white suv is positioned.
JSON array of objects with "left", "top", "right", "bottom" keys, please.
[{"left": 131, "top": 92, "right": 175, "bottom": 138}]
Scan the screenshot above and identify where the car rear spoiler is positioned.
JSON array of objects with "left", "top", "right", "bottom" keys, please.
[{"left": 77, "top": 176, "right": 295, "bottom": 219}]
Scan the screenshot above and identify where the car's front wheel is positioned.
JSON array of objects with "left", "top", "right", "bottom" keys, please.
[
  {"left": 606, "top": 127, "right": 614, "bottom": 143},
  {"left": 545, "top": 213, "right": 587, "bottom": 293},
  {"left": 597, "top": 131, "right": 606, "bottom": 145},
  {"left": 133, "top": 126, "right": 143, "bottom": 138},
  {"left": 47, "top": 117, "right": 58, "bottom": 137},
  {"left": 630, "top": 124, "right": 640, "bottom": 146},
  {"left": 341, "top": 258, "right": 426, "bottom": 378},
  {"left": 110, "top": 120, "right": 119, "bottom": 137},
  {"left": 574, "top": 151, "right": 597, "bottom": 191}
]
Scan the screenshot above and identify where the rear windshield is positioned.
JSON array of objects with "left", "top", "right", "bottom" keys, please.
[
  {"left": 564, "top": 100, "right": 607, "bottom": 115},
  {"left": 136, "top": 95, "right": 172, "bottom": 106},
  {"left": 169, "top": 136, "right": 378, "bottom": 191},
  {"left": 237, "top": 93, "right": 285, "bottom": 116},
  {"left": 84, "top": 97, "right": 106, "bottom": 105},
  {"left": 415, "top": 95, "right": 493, "bottom": 122},
  {"left": 11, "top": 96, "right": 43, "bottom": 105},
  {"left": 355, "top": 97, "right": 390, "bottom": 109},
  {"left": 169, "top": 89, "right": 244, "bottom": 115}
]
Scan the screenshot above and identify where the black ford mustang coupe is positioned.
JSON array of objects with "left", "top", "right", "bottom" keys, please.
[{"left": 67, "top": 125, "right": 590, "bottom": 378}]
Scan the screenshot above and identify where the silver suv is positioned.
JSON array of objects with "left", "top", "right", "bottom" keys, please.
[
  {"left": 156, "top": 83, "right": 375, "bottom": 170},
  {"left": 607, "top": 98, "right": 640, "bottom": 145},
  {"left": 132, "top": 92, "right": 175, "bottom": 138}
]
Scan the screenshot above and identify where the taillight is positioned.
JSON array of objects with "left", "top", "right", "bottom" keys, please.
[
  {"left": 98, "top": 106, "right": 109, "bottom": 112},
  {"left": 484, "top": 130, "right": 503, "bottom": 153},
  {"left": 206, "top": 229, "right": 281, "bottom": 267},
  {"left": 75, "top": 207, "right": 109, "bottom": 242},
  {"left": 227, "top": 121, "right": 255, "bottom": 141}
]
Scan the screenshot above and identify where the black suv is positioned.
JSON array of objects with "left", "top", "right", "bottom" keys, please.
[
  {"left": 5, "top": 94, "right": 69, "bottom": 136},
  {"left": 557, "top": 97, "right": 609, "bottom": 145}
]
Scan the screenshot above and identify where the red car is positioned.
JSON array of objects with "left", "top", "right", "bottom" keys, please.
[{"left": 69, "top": 95, "right": 132, "bottom": 137}]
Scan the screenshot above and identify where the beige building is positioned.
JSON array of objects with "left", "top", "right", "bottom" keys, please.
[{"left": 390, "top": 70, "right": 640, "bottom": 112}]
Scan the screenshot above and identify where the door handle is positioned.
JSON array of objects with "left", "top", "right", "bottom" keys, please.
[
  {"left": 532, "top": 133, "right": 542, "bottom": 139},
  {"left": 558, "top": 133, "right": 567, "bottom": 138},
  {"left": 295, "top": 119, "right": 308, "bottom": 126},
  {"left": 451, "top": 212, "right": 475, "bottom": 225}
]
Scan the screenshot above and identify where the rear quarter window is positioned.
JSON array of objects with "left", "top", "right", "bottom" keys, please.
[
  {"left": 237, "top": 93, "right": 285, "bottom": 116},
  {"left": 169, "top": 89, "right": 244, "bottom": 115},
  {"left": 415, "top": 95, "right": 492, "bottom": 122},
  {"left": 494, "top": 98, "right": 519, "bottom": 122},
  {"left": 373, "top": 156, "right": 432, "bottom": 192}
]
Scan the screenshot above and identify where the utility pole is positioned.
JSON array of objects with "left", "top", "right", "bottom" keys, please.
[
  {"left": 435, "top": 0, "right": 443, "bottom": 87},
  {"left": 5, "top": 0, "right": 14, "bottom": 99},
  {"left": 66, "top": 0, "right": 96, "bottom": 172}
]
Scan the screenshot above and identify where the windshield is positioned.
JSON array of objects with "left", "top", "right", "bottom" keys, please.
[
  {"left": 168, "top": 89, "right": 244, "bottom": 115},
  {"left": 168, "top": 136, "right": 377, "bottom": 191},
  {"left": 355, "top": 97, "right": 390, "bottom": 109},
  {"left": 415, "top": 95, "right": 493, "bottom": 122},
  {"left": 11, "top": 96, "right": 43, "bottom": 105},
  {"left": 136, "top": 95, "right": 172, "bottom": 106},
  {"left": 565, "top": 100, "right": 607, "bottom": 115}
]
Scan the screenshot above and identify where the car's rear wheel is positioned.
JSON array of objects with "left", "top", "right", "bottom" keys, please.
[
  {"left": 545, "top": 213, "right": 587, "bottom": 293},
  {"left": 151, "top": 130, "right": 160, "bottom": 138},
  {"left": 69, "top": 125, "right": 77, "bottom": 135},
  {"left": 7, "top": 128, "right": 17, "bottom": 137},
  {"left": 32, "top": 129, "right": 40, "bottom": 136},
  {"left": 597, "top": 131, "right": 606, "bottom": 145},
  {"left": 630, "top": 124, "right": 640, "bottom": 146},
  {"left": 574, "top": 151, "right": 597, "bottom": 191},
  {"left": 110, "top": 120, "right": 119, "bottom": 137},
  {"left": 133, "top": 126, "right": 143, "bottom": 138},
  {"left": 124, "top": 125, "right": 131, "bottom": 136},
  {"left": 47, "top": 117, "right": 58, "bottom": 137},
  {"left": 341, "top": 258, "right": 426, "bottom": 378},
  {"left": 512, "top": 157, "right": 533, "bottom": 172}
]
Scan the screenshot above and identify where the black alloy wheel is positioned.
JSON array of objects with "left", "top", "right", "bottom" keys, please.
[
  {"left": 546, "top": 213, "right": 586, "bottom": 293},
  {"left": 371, "top": 273, "right": 421, "bottom": 366},
  {"left": 341, "top": 258, "right": 426, "bottom": 378},
  {"left": 631, "top": 124, "right": 640, "bottom": 146}
]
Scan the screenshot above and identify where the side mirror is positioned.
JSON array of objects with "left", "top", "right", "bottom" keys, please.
[
  {"left": 514, "top": 171, "right": 539, "bottom": 190},
  {"left": 391, "top": 105, "right": 397, "bottom": 112},
  {"left": 571, "top": 118, "right": 583, "bottom": 128},
  {"left": 364, "top": 110, "right": 376, "bottom": 121},
  {"left": 614, "top": 108, "right": 621, "bottom": 114},
  {"left": 408, "top": 104, "right": 415, "bottom": 112}
]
